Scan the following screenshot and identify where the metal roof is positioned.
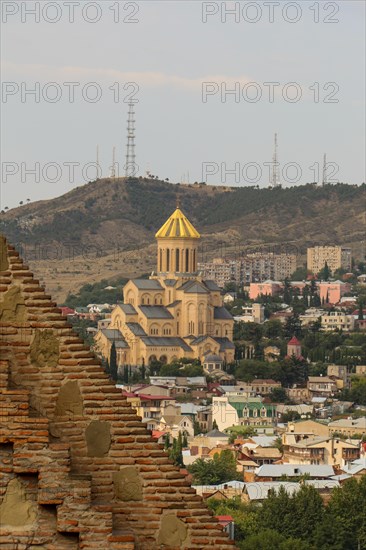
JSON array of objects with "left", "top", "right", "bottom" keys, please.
[
  {"left": 166, "top": 300, "right": 181, "bottom": 308},
  {"left": 203, "top": 354, "right": 223, "bottom": 363},
  {"left": 164, "top": 279, "right": 178, "bottom": 287},
  {"left": 138, "top": 305, "right": 173, "bottom": 319},
  {"left": 126, "top": 323, "right": 147, "bottom": 336},
  {"left": 155, "top": 207, "right": 200, "bottom": 239},
  {"left": 178, "top": 280, "right": 209, "bottom": 294},
  {"left": 206, "top": 429, "right": 228, "bottom": 438},
  {"left": 131, "top": 279, "right": 163, "bottom": 290},
  {"left": 214, "top": 337, "right": 235, "bottom": 350},
  {"left": 120, "top": 303, "right": 137, "bottom": 315},
  {"left": 140, "top": 336, "right": 192, "bottom": 351},
  {"left": 214, "top": 307, "right": 233, "bottom": 320},
  {"left": 203, "top": 280, "right": 221, "bottom": 291},
  {"left": 101, "top": 329, "right": 124, "bottom": 340},
  {"left": 255, "top": 464, "right": 335, "bottom": 478},
  {"left": 245, "top": 482, "right": 300, "bottom": 500},
  {"left": 192, "top": 481, "right": 245, "bottom": 492}
]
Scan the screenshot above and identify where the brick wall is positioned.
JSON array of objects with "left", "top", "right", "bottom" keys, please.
[{"left": 0, "top": 237, "right": 235, "bottom": 549}]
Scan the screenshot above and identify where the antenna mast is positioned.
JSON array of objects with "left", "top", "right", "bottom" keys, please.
[
  {"left": 96, "top": 145, "right": 100, "bottom": 180},
  {"left": 271, "top": 133, "right": 280, "bottom": 188},
  {"left": 322, "top": 153, "right": 327, "bottom": 186},
  {"left": 110, "top": 146, "right": 116, "bottom": 178},
  {"left": 125, "top": 102, "right": 136, "bottom": 178}
]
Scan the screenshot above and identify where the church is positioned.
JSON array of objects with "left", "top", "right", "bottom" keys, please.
[{"left": 95, "top": 205, "right": 235, "bottom": 367}]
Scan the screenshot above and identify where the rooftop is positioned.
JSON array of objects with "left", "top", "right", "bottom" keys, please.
[
  {"left": 131, "top": 279, "right": 163, "bottom": 290},
  {"left": 214, "top": 307, "right": 234, "bottom": 320},
  {"left": 155, "top": 207, "right": 200, "bottom": 239},
  {"left": 255, "top": 464, "right": 335, "bottom": 478},
  {"left": 141, "top": 336, "right": 192, "bottom": 351},
  {"left": 138, "top": 305, "right": 173, "bottom": 319},
  {"left": 120, "top": 303, "right": 137, "bottom": 315}
]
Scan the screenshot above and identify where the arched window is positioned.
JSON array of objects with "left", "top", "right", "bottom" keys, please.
[
  {"left": 185, "top": 249, "right": 189, "bottom": 272},
  {"left": 159, "top": 249, "right": 163, "bottom": 271},
  {"left": 176, "top": 249, "right": 180, "bottom": 272},
  {"left": 166, "top": 249, "right": 170, "bottom": 271}
]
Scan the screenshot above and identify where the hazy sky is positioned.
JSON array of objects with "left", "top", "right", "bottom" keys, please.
[{"left": 1, "top": 0, "right": 365, "bottom": 208}]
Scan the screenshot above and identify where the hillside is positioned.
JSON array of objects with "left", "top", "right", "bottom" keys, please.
[{"left": 1, "top": 178, "right": 365, "bottom": 302}]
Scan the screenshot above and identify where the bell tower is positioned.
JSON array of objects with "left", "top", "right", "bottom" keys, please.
[{"left": 155, "top": 204, "right": 200, "bottom": 276}]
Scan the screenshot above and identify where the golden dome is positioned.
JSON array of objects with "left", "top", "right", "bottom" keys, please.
[{"left": 155, "top": 207, "right": 200, "bottom": 239}]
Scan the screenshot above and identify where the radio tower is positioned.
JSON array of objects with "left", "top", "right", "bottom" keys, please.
[
  {"left": 109, "top": 146, "right": 116, "bottom": 178},
  {"left": 96, "top": 145, "right": 100, "bottom": 180},
  {"left": 125, "top": 102, "right": 136, "bottom": 178},
  {"left": 270, "top": 133, "right": 280, "bottom": 188},
  {"left": 322, "top": 153, "right": 327, "bottom": 186}
]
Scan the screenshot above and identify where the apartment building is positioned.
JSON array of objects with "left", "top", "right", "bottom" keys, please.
[
  {"left": 307, "top": 376, "right": 338, "bottom": 398},
  {"left": 321, "top": 311, "right": 355, "bottom": 332},
  {"left": 307, "top": 246, "right": 352, "bottom": 274},
  {"left": 283, "top": 436, "right": 359, "bottom": 467},
  {"left": 198, "top": 253, "right": 297, "bottom": 288}
]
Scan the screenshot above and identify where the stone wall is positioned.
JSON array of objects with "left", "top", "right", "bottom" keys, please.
[{"left": 0, "top": 237, "right": 235, "bottom": 549}]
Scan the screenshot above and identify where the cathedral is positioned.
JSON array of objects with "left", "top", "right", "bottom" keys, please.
[{"left": 95, "top": 205, "right": 235, "bottom": 367}]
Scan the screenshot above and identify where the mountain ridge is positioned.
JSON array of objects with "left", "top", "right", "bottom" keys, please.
[{"left": 1, "top": 178, "right": 364, "bottom": 302}]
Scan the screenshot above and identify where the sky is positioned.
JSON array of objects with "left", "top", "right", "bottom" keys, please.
[{"left": 1, "top": 0, "right": 365, "bottom": 209}]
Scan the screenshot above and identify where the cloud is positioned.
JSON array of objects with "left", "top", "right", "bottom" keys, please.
[{"left": 2, "top": 61, "right": 252, "bottom": 91}]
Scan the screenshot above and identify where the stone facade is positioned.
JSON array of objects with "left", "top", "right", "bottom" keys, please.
[
  {"left": 94, "top": 207, "right": 235, "bottom": 368},
  {"left": 0, "top": 237, "right": 235, "bottom": 549}
]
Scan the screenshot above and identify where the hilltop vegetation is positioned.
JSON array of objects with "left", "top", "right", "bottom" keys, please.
[
  {"left": 1, "top": 179, "right": 364, "bottom": 301},
  {"left": 1, "top": 179, "right": 364, "bottom": 252}
]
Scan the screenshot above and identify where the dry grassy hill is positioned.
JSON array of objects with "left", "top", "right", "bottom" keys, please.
[{"left": 1, "top": 178, "right": 365, "bottom": 302}]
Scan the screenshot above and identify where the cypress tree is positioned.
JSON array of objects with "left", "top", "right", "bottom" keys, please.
[
  {"left": 109, "top": 342, "right": 118, "bottom": 382},
  {"left": 123, "top": 365, "right": 129, "bottom": 383},
  {"left": 358, "top": 299, "right": 364, "bottom": 320}
]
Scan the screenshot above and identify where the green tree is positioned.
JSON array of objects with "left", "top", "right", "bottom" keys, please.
[
  {"left": 193, "top": 420, "right": 201, "bottom": 435},
  {"left": 290, "top": 265, "right": 308, "bottom": 281},
  {"left": 291, "top": 485, "right": 323, "bottom": 541},
  {"left": 263, "top": 319, "right": 283, "bottom": 339},
  {"left": 239, "top": 529, "right": 311, "bottom": 550},
  {"left": 283, "top": 278, "right": 292, "bottom": 304},
  {"left": 188, "top": 450, "right": 239, "bottom": 485},
  {"left": 358, "top": 298, "right": 364, "bottom": 320},
  {"left": 284, "top": 313, "right": 302, "bottom": 338},
  {"left": 105, "top": 358, "right": 110, "bottom": 375},
  {"left": 318, "top": 261, "right": 331, "bottom": 281},
  {"left": 123, "top": 365, "right": 129, "bottom": 383},
  {"left": 141, "top": 363, "right": 146, "bottom": 380},
  {"left": 349, "top": 377, "right": 366, "bottom": 405},
  {"left": 318, "top": 476, "right": 366, "bottom": 550},
  {"left": 169, "top": 436, "right": 184, "bottom": 467},
  {"left": 109, "top": 342, "right": 118, "bottom": 382},
  {"left": 269, "top": 386, "right": 288, "bottom": 403}
]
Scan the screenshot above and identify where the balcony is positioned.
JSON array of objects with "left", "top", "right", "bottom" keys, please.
[{"left": 284, "top": 447, "right": 325, "bottom": 462}]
